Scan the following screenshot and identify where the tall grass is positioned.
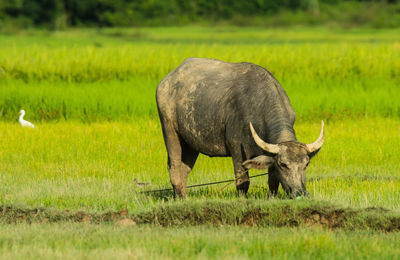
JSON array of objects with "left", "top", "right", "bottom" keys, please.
[
  {"left": 0, "top": 77, "right": 398, "bottom": 122},
  {"left": 0, "top": 79, "right": 158, "bottom": 121},
  {"left": 1, "top": 28, "right": 399, "bottom": 83},
  {"left": 1, "top": 41, "right": 399, "bottom": 82}
]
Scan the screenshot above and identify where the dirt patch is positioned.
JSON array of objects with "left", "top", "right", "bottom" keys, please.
[
  {"left": 1, "top": 201, "right": 400, "bottom": 232},
  {"left": 115, "top": 218, "right": 137, "bottom": 227},
  {"left": 301, "top": 208, "right": 348, "bottom": 228},
  {"left": 240, "top": 208, "right": 265, "bottom": 226}
]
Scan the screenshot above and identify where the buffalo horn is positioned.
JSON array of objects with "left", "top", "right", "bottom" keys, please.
[
  {"left": 306, "top": 120, "right": 325, "bottom": 153},
  {"left": 249, "top": 122, "right": 280, "bottom": 154}
]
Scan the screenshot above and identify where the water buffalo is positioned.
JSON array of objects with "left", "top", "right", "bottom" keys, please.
[{"left": 156, "top": 58, "right": 324, "bottom": 198}]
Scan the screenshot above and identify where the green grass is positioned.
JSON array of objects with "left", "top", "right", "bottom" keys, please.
[
  {"left": 0, "top": 224, "right": 399, "bottom": 259},
  {"left": 0, "top": 118, "right": 398, "bottom": 211},
  {"left": 0, "top": 27, "right": 399, "bottom": 258}
]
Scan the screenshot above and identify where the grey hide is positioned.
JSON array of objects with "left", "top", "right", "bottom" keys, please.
[{"left": 156, "top": 58, "right": 324, "bottom": 198}]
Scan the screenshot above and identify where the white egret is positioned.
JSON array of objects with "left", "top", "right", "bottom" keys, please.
[{"left": 18, "top": 110, "right": 35, "bottom": 128}]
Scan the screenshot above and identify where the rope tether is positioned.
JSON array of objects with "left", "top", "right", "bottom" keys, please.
[{"left": 140, "top": 172, "right": 269, "bottom": 194}]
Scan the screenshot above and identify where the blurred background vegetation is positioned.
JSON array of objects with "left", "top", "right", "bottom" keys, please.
[{"left": 1, "top": 0, "right": 400, "bottom": 31}]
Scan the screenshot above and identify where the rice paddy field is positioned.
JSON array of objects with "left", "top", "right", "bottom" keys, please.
[{"left": 0, "top": 27, "right": 399, "bottom": 259}]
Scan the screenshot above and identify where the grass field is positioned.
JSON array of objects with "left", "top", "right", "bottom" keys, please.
[
  {"left": 0, "top": 27, "right": 399, "bottom": 258},
  {"left": 1, "top": 225, "right": 399, "bottom": 259}
]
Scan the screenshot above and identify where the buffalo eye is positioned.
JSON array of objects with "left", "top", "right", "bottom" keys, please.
[{"left": 279, "top": 162, "right": 288, "bottom": 169}]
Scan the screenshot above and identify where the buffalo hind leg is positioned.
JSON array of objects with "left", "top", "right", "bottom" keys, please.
[
  {"left": 168, "top": 143, "right": 198, "bottom": 198},
  {"left": 161, "top": 121, "right": 198, "bottom": 197}
]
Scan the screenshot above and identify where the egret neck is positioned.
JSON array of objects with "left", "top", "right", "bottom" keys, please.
[{"left": 18, "top": 110, "right": 35, "bottom": 128}]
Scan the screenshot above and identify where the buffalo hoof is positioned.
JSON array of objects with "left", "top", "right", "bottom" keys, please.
[{"left": 236, "top": 180, "right": 250, "bottom": 197}]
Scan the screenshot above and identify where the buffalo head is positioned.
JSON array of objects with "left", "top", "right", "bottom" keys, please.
[{"left": 243, "top": 121, "right": 324, "bottom": 198}]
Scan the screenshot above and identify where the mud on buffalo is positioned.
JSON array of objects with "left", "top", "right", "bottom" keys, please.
[{"left": 156, "top": 58, "right": 324, "bottom": 198}]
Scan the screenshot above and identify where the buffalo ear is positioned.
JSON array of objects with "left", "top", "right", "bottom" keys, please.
[
  {"left": 242, "top": 155, "right": 274, "bottom": 170},
  {"left": 308, "top": 148, "right": 322, "bottom": 158}
]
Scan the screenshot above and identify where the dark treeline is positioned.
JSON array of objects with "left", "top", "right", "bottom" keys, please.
[{"left": 1, "top": 0, "right": 399, "bottom": 29}]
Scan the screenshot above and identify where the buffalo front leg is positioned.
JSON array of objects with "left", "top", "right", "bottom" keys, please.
[
  {"left": 268, "top": 167, "right": 280, "bottom": 196},
  {"left": 233, "top": 160, "right": 250, "bottom": 196}
]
